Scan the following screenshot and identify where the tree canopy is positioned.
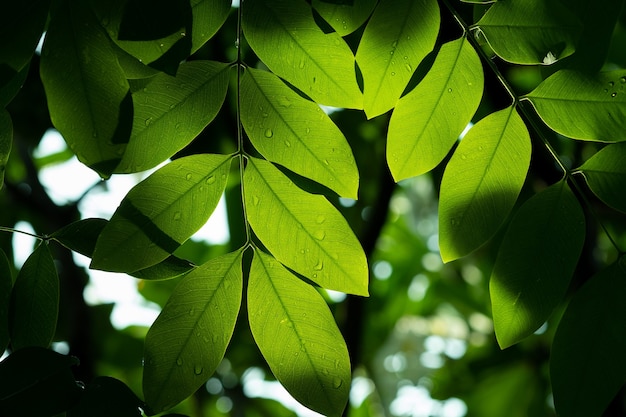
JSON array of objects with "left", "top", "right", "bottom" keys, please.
[{"left": 1, "top": 0, "right": 626, "bottom": 416}]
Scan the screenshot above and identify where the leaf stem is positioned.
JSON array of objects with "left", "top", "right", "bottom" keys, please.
[{"left": 0, "top": 226, "right": 46, "bottom": 240}]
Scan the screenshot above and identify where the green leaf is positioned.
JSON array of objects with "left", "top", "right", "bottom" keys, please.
[
  {"left": 439, "top": 106, "right": 531, "bottom": 262},
  {"left": 579, "top": 142, "right": 626, "bottom": 212},
  {"left": 91, "top": 154, "right": 232, "bottom": 273},
  {"left": 0, "top": 63, "right": 30, "bottom": 107},
  {"left": 311, "top": 0, "right": 377, "bottom": 36},
  {"left": 129, "top": 256, "right": 194, "bottom": 281},
  {"left": 240, "top": 67, "right": 359, "bottom": 198},
  {"left": 248, "top": 250, "right": 351, "bottom": 417},
  {"left": 0, "top": 347, "right": 81, "bottom": 417},
  {"left": 143, "top": 250, "right": 243, "bottom": 413},
  {"left": 525, "top": 70, "right": 626, "bottom": 141},
  {"left": 473, "top": 0, "right": 582, "bottom": 64},
  {"left": 67, "top": 376, "right": 143, "bottom": 417},
  {"left": 0, "top": 0, "right": 50, "bottom": 72},
  {"left": 0, "top": 109, "right": 12, "bottom": 189},
  {"left": 189, "top": 0, "right": 232, "bottom": 53},
  {"left": 9, "top": 243, "right": 59, "bottom": 350},
  {"left": 387, "top": 37, "right": 483, "bottom": 180},
  {"left": 40, "top": 0, "right": 131, "bottom": 178},
  {"left": 551, "top": 261, "right": 626, "bottom": 417},
  {"left": 355, "top": 0, "right": 440, "bottom": 118},
  {"left": 490, "top": 181, "right": 585, "bottom": 348},
  {"left": 51, "top": 218, "right": 108, "bottom": 258},
  {"left": 242, "top": 0, "right": 363, "bottom": 109},
  {"left": 244, "top": 158, "right": 368, "bottom": 296},
  {"left": 0, "top": 249, "right": 11, "bottom": 352},
  {"left": 115, "top": 61, "right": 231, "bottom": 173}
]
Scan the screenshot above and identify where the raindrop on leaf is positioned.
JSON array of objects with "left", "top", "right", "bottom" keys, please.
[
  {"left": 264, "top": 128, "right": 273, "bottom": 138},
  {"left": 332, "top": 377, "right": 343, "bottom": 389},
  {"left": 173, "top": 212, "right": 182, "bottom": 221},
  {"left": 176, "top": 357, "right": 183, "bottom": 366},
  {"left": 206, "top": 175, "right": 216, "bottom": 184},
  {"left": 194, "top": 365, "right": 203, "bottom": 375}
]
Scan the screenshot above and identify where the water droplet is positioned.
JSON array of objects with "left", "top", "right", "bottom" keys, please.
[
  {"left": 604, "top": 88, "right": 609, "bottom": 93},
  {"left": 299, "top": 60, "right": 305, "bottom": 69},
  {"left": 620, "top": 77, "right": 626, "bottom": 84},
  {"left": 280, "top": 318, "right": 293, "bottom": 328},
  {"left": 175, "top": 123, "right": 181, "bottom": 130},
  {"left": 305, "top": 127, "right": 311, "bottom": 134},
  {"left": 314, "top": 231, "right": 326, "bottom": 241},
  {"left": 391, "top": 40, "right": 398, "bottom": 48},
  {"left": 612, "top": 92, "right": 617, "bottom": 97},
  {"left": 284, "top": 140, "right": 291, "bottom": 147},
  {"left": 173, "top": 211, "right": 182, "bottom": 221},
  {"left": 186, "top": 173, "right": 193, "bottom": 180},
  {"left": 405, "top": 63, "right": 412, "bottom": 72},
  {"left": 188, "top": 308, "right": 195, "bottom": 316},
  {"left": 323, "top": 159, "right": 330, "bottom": 165},
  {"left": 145, "top": 117, "right": 153, "bottom": 126},
  {"left": 176, "top": 357, "right": 183, "bottom": 366},
  {"left": 264, "top": 128, "right": 273, "bottom": 138},
  {"left": 448, "top": 88, "right": 453, "bottom": 93},
  {"left": 316, "top": 215, "right": 326, "bottom": 224},
  {"left": 314, "top": 260, "right": 324, "bottom": 270},
  {"left": 391, "top": 72, "right": 396, "bottom": 76},
  {"left": 206, "top": 175, "right": 216, "bottom": 184},
  {"left": 278, "top": 96, "right": 292, "bottom": 107},
  {"left": 609, "top": 81, "right": 615, "bottom": 87},
  {"left": 461, "top": 154, "right": 467, "bottom": 160},
  {"left": 332, "top": 377, "right": 343, "bottom": 389},
  {"left": 261, "top": 112, "right": 268, "bottom": 118},
  {"left": 252, "top": 195, "right": 260, "bottom": 206},
  {"left": 76, "top": 381, "right": 86, "bottom": 390},
  {"left": 194, "top": 365, "right": 203, "bottom": 375},
  {"left": 180, "top": 32, "right": 186, "bottom": 37}
]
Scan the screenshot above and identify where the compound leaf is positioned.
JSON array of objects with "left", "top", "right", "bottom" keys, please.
[
  {"left": 439, "top": 106, "right": 531, "bottom": 262},
  {"left": 241, "top": 67, "right": 359, "bottom": 198},
  {"left": 525, "top": 70, "right": 626, "bottom": 141},
  {"left": 579, "top": 142, "right": 626, "bottom": 212},
  {"left": 311, "top": 0, "right": 377, "bottom": 36},
  {"left": 143, "top": 250, "right": 243, "bottom": 413},
  {"left": 387, "top": 37, "right": 483, "bottom": 180},
  {"left": 490, "top": 181, "right": 585, "bottom": 348},
  {"left": 244, "top": 158, "right": 368, "bottom": 296},
  {"left": 248, "top": 250, "right": 350, "bottom": 417},
  {"left": 91, "top": 154, "right": 232, "bottom": 273},
  {"left": 356, "top": 0, "right": 440, "bottom": 118},
  {"left": 242, "top": 0, "right": 362, "bottom": 109}
]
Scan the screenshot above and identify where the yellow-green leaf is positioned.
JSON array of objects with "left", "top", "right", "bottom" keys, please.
[
  {"left": 579, "top": 142, "right": 626, "bottom": 212},
  {"left": 311, "top": 0, "right": 377, "bottom": 36}
]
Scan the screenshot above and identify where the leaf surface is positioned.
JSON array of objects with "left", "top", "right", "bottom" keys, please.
[
  {"left": 579, "top": 142, "right": 626, "bottom": 212},
  {"left": 143, "top": 251, "right": 242, "bottom": 412},
  {"left": 0, "top": 0, "right": 50, "bottom": 72},
  {"left": 67, "top": 376, "right": 143, "bottom": 417},
  {"left": 9, "top": 243, "right": 59, "bottom": 350},
  {"left": 116, "top": 61, "right": 231, "bottom": 173},
  {"left": 189, "top": 0, "right": 232, "bottom": 53},
  {"left": 242, "top": 0, "right": 362, "bottom": 109},
  {"left": 387, "top": 37, "right": 483, "bottom": 180},
  {"left": 91, "top": 154, "right": 231, "bottom": 273},
  {"left": 0, "top": 109, "right": 11, "bottom": 189},
  {"left": 40, "top": 0, "right": 131, "bottom": 178},
  {"left": 311, "top": 0, "right": 377, "bottom": 36},
  {"left": 244, "top": 158, "right": 368, "bottom": 296},
  {"left": 356, "top": 0, "right": 440, "bottom": 118},
  {"left": 241, "top": 68, "right": 359, "bottom": 198},
  {"left": 551, "top": 261, "right": 626, "bottom": 417},
  {"left": 439, "top": 106, "right": 531, "bottom": 262},
  {"left": 0, "top": 249, "right": 11, "bottom": 352},
  {"left": 248, "top": 250, "right": 351, "bottom": 417},
  {"left": 490, "top": 181, "right": 585, "bottom": 348},
  {"left": 474, "top": 0, "right": 582, "bottom": 64},
  {"left": 525, "top": 70, "right": 626, "bottom": 141}
]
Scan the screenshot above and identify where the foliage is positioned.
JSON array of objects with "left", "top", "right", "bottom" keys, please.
[{"left": 1, "top": 0, "right": 626, "bottom": 416}]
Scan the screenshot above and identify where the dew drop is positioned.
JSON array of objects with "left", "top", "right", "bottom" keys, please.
[
  {"left": 391, "top": 72, "right": 396, "bottom": 76},
  {"left": 169, "top": 103, "right": 176, "bottom": 110},
  {"left": 175, "top": 123, "right": 182, "bottom": 130},
  {"left": 405, "top": 63, "right": 412, "bottom": 72},
  {"left": 604, "top": 88, "right": 609, "bottom": 93},
  {"left": 194, "top": 365, "right": 203, "bottom": 375},
  {"left": 278, "top": 96, "right": 292, "bottom": 107},
  {"left": 391, "top": 40, "right": 398, "bottom": 48},
  {"left": 299, "top": 60, "right": 305, "bottom": 69},
  {"left": 461, "top": 154, "right": 467, "bottom": 160},
  {"left": 609, "top": 81, "right": 615, "bottom": 87},
  {"left": 76, "top": 381, "right": 86, "bottom": 390},
  {"left": 323, "top": 159, "right": 330, "bottom": 165},
  {"left": 264, "top": 128, "right": 273, "bottom": 138},
  {"left": 188, "top": 307, "right": 195, "bottom": 316},
  {"left": 305, "top": 127, "right": 311, "bottom": 134},
  {"left": 176, "top": 357, "right": 183, "bottom": 366},
  {"left": 612, "top": 92, "right": 617, "bottom": 97},
  {"left": 332, "top": 377, "right": 343, "bottom": 389},
  {"left": 284, "top": 140, "right": 291, "bottom": 147},
  {"left": 145, "top": 117, "right": 153, "bottom": 126},
  {"left": 261, "top": 112, "right": 268, "bottom": 118},
  {"left": 186, "top": 173, "right": 193, "bottom": 180},
  {"left": 621, "top": 77, "right": 626, "bottom": 84},
  {"left": 316, "top": 215, "right": 326, "bottom": 224},
  {"left": 173, "top": 211, "right": 182, "bottom": 221},
  {"left": 314, "top": 231, "right": 326, "bottom": 241},
  {"left": 206, "top": 175, "right": 216, "bottom": 184},
  {"left": 314, "top": 260, "right": 324, "bottom": 271},
  {"left": 252, "top": 195, "right": 260, "bottom": 206},
  {"left": 448, "top": 88, "right": 453, "bottom": 93}
]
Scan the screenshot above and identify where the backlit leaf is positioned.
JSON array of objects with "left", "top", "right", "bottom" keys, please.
[
  {"left": 40, "top": 0, "right": 131, "bottom": 178},
  {"left": 551, "top": 261, "right": 626, "bottom": 417},
  {"left": 248, "top": 250, "right": 351, "bottom": 417},
  {"left": 0, "top": 0, "right": 50, "bottom": 72},
  {"left": 115, "top": 61, "right": 231, "bottom": 173},
  {"left": 51, "top": 218, "right": 108, "bottom": 258},
  {"left": 189, "top": 0, "right": 232, "bottom": 53},
  {"left": 242, "top": 0, "right": 363, "bottom": 109},
  {"left": 356, "top": 0, "right": 440, "bottom": 118},
  {"left": 9, "top": 243, "right": 59, "bottom": 350},
  {"left": 143, "top": 250, "right": 243, "bottom": 412},
  {"left": 311, "top": 0, "right": 377, "bottom": 36},
  {"left": 439, "top": 106, "right": 531, "bottom": 262},
  {"left": 91, "top": 154, "right": 232, "bottom": 273},
  {"left": 525, "top": 70, "right": 626, "bottom": 141},
  {"left": 244, "top": 158, "right": 368, "bottom": 296},
  {"left": 387, "top": 37, "right": 483, "bottom": 180},
  {"left": 0, "top": 109, "right": 11, "bottom": 189},
  {"left": 579, "top": 142, "right": 626, "bottom": 212},
  {"left": 0, "top": 249, "right": 11, "bottom": 352},
  {"left": 473, "top": 0, "right": 582, "bottom": 64},
  {"left": 240, "top": 67, "right": 359, "bottom": 198},
  {"left": 490, "top": 181, "right": 585, "bottom": 348}
]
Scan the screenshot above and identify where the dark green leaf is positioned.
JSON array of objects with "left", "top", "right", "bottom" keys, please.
[
  {"left": 9, "top": 243, "right": 59, "bottom": 350},
  {"left": 356, "top": 0, "right": 440, "bottom": 118},
  {"left": 0, "top": 0, "right": 50, "bottom": 72},
  {"left": 490, "top": 181, "right": 585, "bottom": 348},
  {"left": 0, "top": 249, "right": 12, "bottom": 352},
  {"left": 525, "top": 70, "right": 626, "bottom": 141},
  {"left": 189, "top": 0, "right": 232, "bottom": 53},
  {"left": 240, "top": 67, "right": 359, "bottom": 198},
  {"left": 0, "top": 347, "right": 80, "bottom": 417},
  {"left": 143, "top": 250, "right": 243, "bottom": 412},
  {"left": 0, "top": 63, "right": 30, "bottom": 107},
  {"left": 311, "top": 0, "right": 377, "bottom": 36},
  {"left": 51, "top": 218, "right": 108, "bottom": 258},
  {"left": 0, "top": 109, "right": 11, "bottom": 189},
  {"left": 473, "top": 0, "right": 582, "bottom": 64},
  {"left": 91, "top": 154, "right": 232, "bottom": 273},
  {"left": 248, "top": 250, "right": 351, "bottom": 417},
  {"left": 242, "top": 0, "right": 363, "bottom": 109},
  {"left": 115, "top": 61, "right": 231, "bottom": 173},
  {"left": 244, "top": 158, "right": 368, "bottom": 296},
  {"left": 67, "top": 376, "right": 142, "bottom": 417},
  {"left": 129, "top": 256, "right": 195, "bottom": 281},
  {"left": 439, "top": 106, "right": 531, "bottom": 262},
  {"left": 579, "top": 142, "right": 626, "bottom": 212},
  {"left": 40, "top": 0, "right": 131, "bottom": 178},
  {"left": 551, "top": 261, "right": 626, "bottom": 417},
  {"left": 387, "top": 37, "right": 483, "bottom": 180}
]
